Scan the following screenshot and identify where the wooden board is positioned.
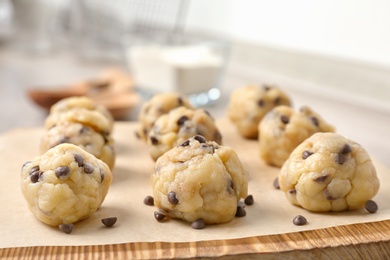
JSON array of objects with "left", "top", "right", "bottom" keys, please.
[{"left": 1, "top": 120, "right": 390, "bottom": 259}]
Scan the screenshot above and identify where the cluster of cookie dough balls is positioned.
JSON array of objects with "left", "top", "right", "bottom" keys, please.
[
  {"left": 20, "top": 97, "right": 114, "bottom": 227},
  {"left": 228, "top": 84, "right": 379, "bottom": 213},
  {"left": 137, "top": 93, "right": 249, "bottom": 227}
]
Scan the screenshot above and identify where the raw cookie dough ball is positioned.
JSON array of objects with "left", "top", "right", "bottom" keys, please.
[
  {"left": 279, "top": 132, "right": 380, "bottom": 212},
  {"left": 40, "top": 122, "right": 115, "bottom": 169},
  {"left": 45, "top": 96, "right": 114, "bottom": 135},
  {"left": 137, "top": 92, "right": 194, "bottom": 141},
  {"left": 227, "top": 84, "right": 292, "bottom": 139},
  {"left": 147, "top": 106, "right": 222, "bottom": 161},
  {"left": 259, "top": 105, "right": 335, "bottom": 167},
  {"left": 20, "top": 143, "right": 113, "bottom": 226},
  {"left": 151, "top": 135, "right": 248, "bottom": 224}
]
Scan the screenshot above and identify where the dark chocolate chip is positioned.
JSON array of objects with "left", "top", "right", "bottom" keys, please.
[
  {"left": 302, "top": 150, "right": 313, "bottom": 159},
  {"left": 274, "top": 96, "right": 281, "bottom": 105},
  {"left": 288, "top": 189, "right": 296, "bottom": 195},
  {"left": 83, "top": 163, "right": 94, "bottom": 174},
  {"left": 150, "top": 136, "right": 159, "bottom": 145},
  {"left": 55, "top": 166, "right": 70, "bottom": 180},
  {"left": 336, "top": 153, "right": 347, "bottom": 165},
  {"left": 143, "top": 195, "right": 154, "bottom": 206},
  {"left": 177, "top": 115, "right": 189, "bottom": 126},
  {"left": 29, "top": 165, "right": 40, "bottom": 175},
  {"left": 341, "top": 144, "right": 352, "bottom": 154},
  {"left": 154, "top": 211, "right": 166, "bottom": 221},
  {"left": 74, "top": 154, "right": 84, "bottom": 167},
  {"left": 365, "top": 200, "right": 378, "bottom": 213},
  {"left": 293, "top": 215, "right": 307, "bottom": 226},
  {"left": 59, "top": 224, "right": 74, "bottom": 234},
  {"left": 191, "top": 218, "right": 205, "bottom": 229},
  {"left": 280, "top": 115, "right": 289, "bottom": 124},
  {"left": 244, "top": 195, "right": 254, "bottom": 205},
  {"left": 101, "top": 217, "right": 117, "bottom": 227},
  {"left": 179, "top": 139, "right": 190, "bottom": 147},
  {"left": 257, "top": 99, "right": 264, "bottom": 107},
  {"left": 194, "top": 135, "right": 206, "bottom": 143},
  {"left": 235, "top": 206, "right": 246, "bottom": 217},
  {"left": 314, "top": 174, "right": 329, "bottom": 182},
  {"left": 168, "top": 191, "right": 179, "bottom": 205},
  {"left": 273, "top": 177, "right": 280, "bottom": 189},
  {"left": 310, "top": 116, "right": 319, "bottom": 127},
  {"left": 30, "top": 171, "right": 43, "bottom": 183}
]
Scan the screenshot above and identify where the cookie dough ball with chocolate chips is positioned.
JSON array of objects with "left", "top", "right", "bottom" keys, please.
[
  {"left": 151, "top": 135, "right": 248, "bottom": 224},
  {"left": 40, "top": 122, "right": 115, "bottom": 169},
  {"left": 137, "top": 92, "right": 194, "bottom": 141},
  {"left": 20, "top": 143, "right": 113, "bottom": 226},
  {"left": 227, "top": 84, "right": 292, "bottom": 139},
  {"left": 279, "top": 132, "right": 380, "bottom": 212},
  {"left": 45, "top": 96, "right": 114, "bottom": 136},
  {"left": 259, "top": 105, "right": 335, "bottom": 167},
  {"left": 147, "top": 106, "right": 222, "bottom": 161}
]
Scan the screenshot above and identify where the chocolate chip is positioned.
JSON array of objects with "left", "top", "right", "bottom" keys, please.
[
  {"left": 302, "top": 150, "right": 313, "bottom": 159},
  {"left": 55, "top": 166, "right": 70, "bottom": 180},
  {"left": 341, "top": 144, "right": 352, "bottom": 154},
  {"left": 143, "top": 195, "right": 154, "bottom": 206},
  {"left": 101, "top": 217, "right": 117, "bottom": 227},
  {"left": 177, "top": 115, "right": 189, "bottom": 126},
  {"left": 30, "top": 171, "right": 43, "bottom": 183},
  {"left": 336, "top": 153, "right": 347, "bottom": 165},
  {"left": 29, "top": 165, "right": 40, "bottom": 175},
  {"left": 150, "top": 136, "right": 159, "bottom": 145},
  {"left": 194, "top": 135, "right": 206, "bottom": 143},
  {"left": 168, "top": 191, "right": 179, "bottom": 205},
  {"left": 314, "top": 174, "right": 329, "bottom": 182},
  {"left": 293, "top": 215, "right": 307, "bottom": 226},
  {"left": 274, "top": 96, "right": 281, "bottom": 105},
  {"left": 273, "top": 177, "right": 280, "bottom": 189},
  {"left": 280, "top": 115, "right": 289, "bottom": 124},
  {"left": 154, "top": 211, "right": 166, "bottom": 221},
  {"left": 324, "top": 190, "right": 335, "bottom": 200},
  {"left": 310, "top": 116, "right": 319, "bottom": 127},
  {"left": 83, "top": 163, "right": 94, "bottom": 174},
  {"left": 191, "top": 218, "right": 205, "bottom": 229},
  {"left": 59, "top": 224, "right": 74, "bottom": 234},
  {"left": 74, "top": 154, "right": 84, "bottom": 167},
  {"left": 179, "top": 139, "right": 190, "bottom": 147},
  {"left": 257, "top": 99, "right": 264, "bottom": 107},
  {"left": 235, "top": 206, "right": 246, "bottom": 217},
  {"left": 288, "top": 189, "right": 296, "bottom": 195},
  {"left": 244, "top": 195, "right": 254, "bottom": 205},
  {"left": 365, "top": 200, "right": 378, "bottom": 213}
]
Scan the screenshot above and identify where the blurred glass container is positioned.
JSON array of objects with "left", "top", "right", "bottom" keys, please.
[{"left": 126, "top": 38, "right": 229, "bottom": 107}]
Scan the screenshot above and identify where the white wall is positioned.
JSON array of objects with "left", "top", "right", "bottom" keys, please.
[{"left": 186, "top": 0, "right": 390, "bottom": 66}]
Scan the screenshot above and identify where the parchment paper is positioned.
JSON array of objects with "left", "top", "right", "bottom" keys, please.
[{"left": 1, "top": 119, "right": 389, "bottom": 249}]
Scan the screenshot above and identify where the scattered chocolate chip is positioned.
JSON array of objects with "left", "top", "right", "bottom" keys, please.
[
  {"left": 154, "top": 211, "right": 166, "bottom": 221},
  {"left": 302, "top": 150, "right": 313, "bottom": 159},
  {"left": 280, "top": 115, "right": 289, "bottom": 124},
  {"left": 314, "top": 174, "right": 329, "bottom": 182},
  {"left": 310, "top": 116, "right": 319, "bottom": 127},
  {"left": 168, "top": 191, "right": 179, "bottom": 205},
  {"left": 59, "top": 224, "right": 74, "bottom": 234},
  {"left": 273, "top": 177, "right": 280, "bottom": 189},
  {"left": 274, "top": 96, "right": 281, "bottom": 105},
  {"left": 55, "top": 166, "right": 70, "bottom": 180},
  {"left": 235, "top": 206, "right": 246, "bottom": 217},
  {"left": 74, "top": 154, "right": 84, "bottom": 167},
  {"left": 180, "top": 139, "right": 190, "bottom": 147},
  {"left": 29, "top": 166, "right": 40, "bottom": 175},
  {"left": 83, "top": 163, "right": 94, "bottom": 174},
  {"left": 150, "top": 136, "right": 159, "bottom": 145},
  {"left": 177, "top": 115, "right": 189, "bottom": 126},
  {"left": 341, "top": 144, "right": 352, "bottom": 154},
  {"left": 336, "top": 153, "right": 347, "bottom": 165},
  {"left": 191, "top": 218, "right": 205, "bottom": 229},
  {"left": 293, "top": 215, "right": 307, "bottom": 226},
  {"left": 244, "top": 195, "right": 254, "bottom": 205},
  {"left": 288, "top": 189, "right": 296, "bottom": 195},
  {"left": 194, "top": 135, "right": 206, "bottom": 143},
  {"left": 101, "top": 217, "right": 117, "bottom": 227},
  {"left": 143, "top": 195, "right": 154, "bottom": 206},
  {"left": 257, "top": 99, "right": 264, "bottom": 107},
  {"left": 365, "top": 200, "right": 378, "bottom": 213},
  {"left": 30, "top": 171, "right": 43, "bottom": 183}
]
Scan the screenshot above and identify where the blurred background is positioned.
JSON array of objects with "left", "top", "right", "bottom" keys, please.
[{"left": 1, "top": 0, "right": 390, "bottom": 133}]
